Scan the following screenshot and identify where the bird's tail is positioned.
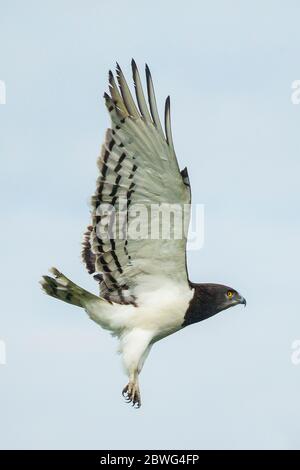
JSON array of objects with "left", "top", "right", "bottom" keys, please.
[{"left": 40, "top": 267, "right": 100, "bottom": 308}]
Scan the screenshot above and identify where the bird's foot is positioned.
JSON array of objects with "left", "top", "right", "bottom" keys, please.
[{"left": 122, "top": 382, "right": 141, "bottom": 408}]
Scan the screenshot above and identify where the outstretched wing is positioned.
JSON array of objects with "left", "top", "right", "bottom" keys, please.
[{"left": 82, "top": 60, "right": 191, "bottom": 305}]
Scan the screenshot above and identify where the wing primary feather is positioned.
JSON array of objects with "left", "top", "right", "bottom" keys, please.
[
  {"left": 131, "top": 59, "right": 152, "bottom": 123},
  {"left": 165, "top": 95, "right": 180, "bottom": 171},
  {"left": 145, "top": 64, "right": 165, "bottom": 139},
  {"left": 116, "top": 62, "right": 140, "bottom": 118},
  {"left": 103, "top": 92, "right": 118, "bottom": 114},
  {"left": 108, "top": 70, "right": 128, "bottom": 117},
  {"left": 164, "top": 96, "right": 174, "bottom": 148}
]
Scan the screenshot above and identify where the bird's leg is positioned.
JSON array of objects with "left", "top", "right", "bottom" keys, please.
[
  {"left": 119, "top": 328, "right": 153, "bottom": 409},
  {"left": 122, "top": 371, "right": 141, "bottom": 408}
]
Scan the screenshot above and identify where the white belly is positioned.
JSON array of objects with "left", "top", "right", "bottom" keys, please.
[{"left": 85, "top": 279, "right": 194, "bottom": 340}]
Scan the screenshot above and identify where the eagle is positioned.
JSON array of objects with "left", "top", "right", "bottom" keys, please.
[{"left": 41, "top": 60, "right": 246, "bottom": 408}]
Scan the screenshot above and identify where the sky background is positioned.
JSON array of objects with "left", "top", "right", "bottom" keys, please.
[{"left": 0, "top": 0, "right": 300, "bottom": 450}]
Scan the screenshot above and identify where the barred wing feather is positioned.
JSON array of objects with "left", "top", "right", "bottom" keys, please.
[{"left": 82, "top": 60, "right": 191, "bottom": 305}]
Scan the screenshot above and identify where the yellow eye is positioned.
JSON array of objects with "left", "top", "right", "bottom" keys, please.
[{"left": 227, "top": 290, "right": 233, "bottom": 298}]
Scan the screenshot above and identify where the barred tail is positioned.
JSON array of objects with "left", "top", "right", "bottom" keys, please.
[{"left": 40, "top": 267, "right": 100, "bottom": 308}]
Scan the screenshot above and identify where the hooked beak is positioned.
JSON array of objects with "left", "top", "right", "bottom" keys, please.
[{"left": 238, "top": 295, "right": 247, "bottom": 307}]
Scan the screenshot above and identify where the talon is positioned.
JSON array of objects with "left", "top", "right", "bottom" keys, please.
[{"left": 122, "top": 382, "right": 141, "bottom": 408}]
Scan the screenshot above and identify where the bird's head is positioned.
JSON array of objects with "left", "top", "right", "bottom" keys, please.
[
  {"left": 184, "top": 282, "right": 246, "bottom": 326},
  {"left": 207, "top": 283, "right": 246, "bottom": 313}
]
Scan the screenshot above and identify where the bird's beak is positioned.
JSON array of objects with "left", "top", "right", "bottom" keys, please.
[{"left": 238, "top": 295, "right": 247, "bottom": 307}]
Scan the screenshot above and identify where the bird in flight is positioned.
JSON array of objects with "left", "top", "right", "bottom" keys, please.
[{"left": 41, "top": 60, "right": 246, "bottom": 408}]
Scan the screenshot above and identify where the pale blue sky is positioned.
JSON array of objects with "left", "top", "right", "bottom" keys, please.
[{"left": 0, "top": 0, "right": 300, "bottom": 450}]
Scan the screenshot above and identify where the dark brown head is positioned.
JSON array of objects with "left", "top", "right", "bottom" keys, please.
[{"left": 183, "top": 283, "right": 246, "bottom": 327}]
